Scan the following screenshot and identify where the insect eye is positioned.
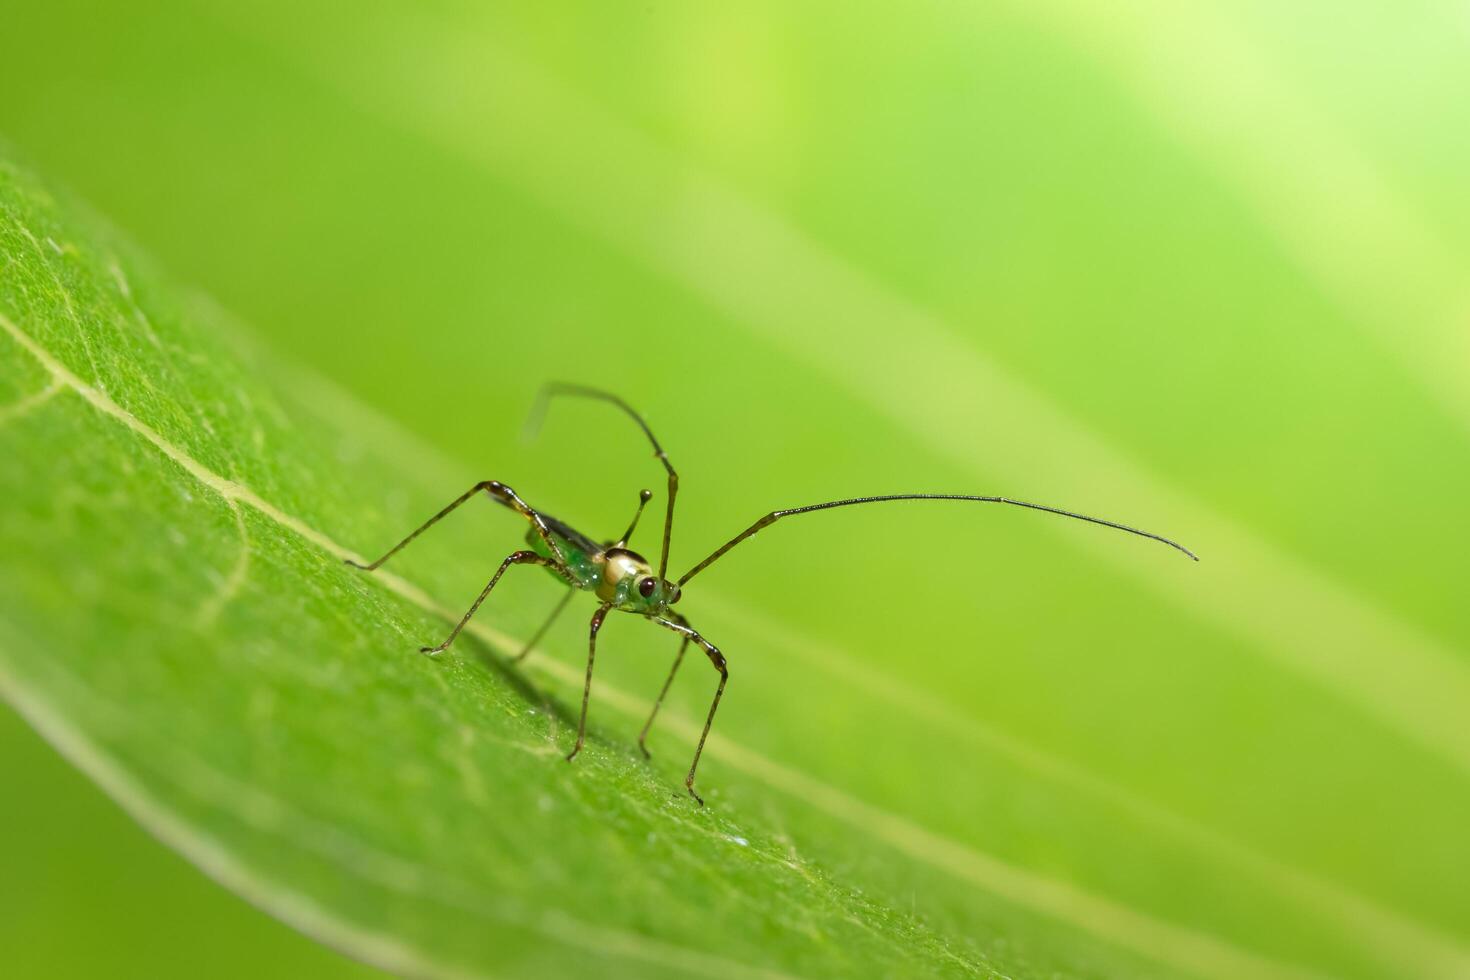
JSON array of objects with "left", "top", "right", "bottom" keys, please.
[{"left": 638, "top": 577, "right": 657, "bottom": 598}]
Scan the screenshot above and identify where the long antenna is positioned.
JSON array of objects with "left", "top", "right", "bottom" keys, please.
[
  {"left": 525, "top": 384, "right": 679, "bottom": 579},
  {"left": 677, "top": 493, "right": 1197, "bottom": 587}
]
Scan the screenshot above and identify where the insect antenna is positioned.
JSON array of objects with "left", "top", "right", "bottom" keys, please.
[
  {"left": 614, "top": 489, "right": 655, "bottom": 548},
  {"left": 677, "top": 493, "right": 1197, "bottom": 587},
  {"left": 525, "top": 384, "right": 679, "bottom": 579}
]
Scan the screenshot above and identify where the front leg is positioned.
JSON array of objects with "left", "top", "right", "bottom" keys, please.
[
  {"left": 566, "top": 603, "right": 613, "bottom": 762},
  {"left": 638, "top": 611, "right": 691, "bottom": 758},
  {"left": 651, "top": 615, "right": 727, "bottom": 806}
]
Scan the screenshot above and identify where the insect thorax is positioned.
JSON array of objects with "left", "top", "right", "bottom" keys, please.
[{"left": 525, "top": 524, "right": 674, "bottom": 613}]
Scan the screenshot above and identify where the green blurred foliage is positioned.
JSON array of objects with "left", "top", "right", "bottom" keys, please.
[{"left": 1, "top": 1, "right": 1468, "bottom": 977}]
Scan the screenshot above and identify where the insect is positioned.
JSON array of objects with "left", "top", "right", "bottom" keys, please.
[{"left": 349, "top": 384, "right": 1197, "bottom": 804}]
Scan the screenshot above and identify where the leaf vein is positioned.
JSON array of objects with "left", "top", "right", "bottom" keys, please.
[{"left": 0, "top": 378, "right": 61, "bottom": 427}]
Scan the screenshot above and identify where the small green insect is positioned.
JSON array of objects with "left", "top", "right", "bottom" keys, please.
[{"left": 349, "top": 384, "right": 1197, "bottom": 804}]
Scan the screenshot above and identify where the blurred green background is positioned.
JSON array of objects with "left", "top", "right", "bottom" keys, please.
[{"left": 2, "top": 1, "right": 1469, "bottom": 977}]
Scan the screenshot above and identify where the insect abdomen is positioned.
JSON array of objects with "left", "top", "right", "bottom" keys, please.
[{"left": 525, "top": 526, "right": 598, "bottom": 589}]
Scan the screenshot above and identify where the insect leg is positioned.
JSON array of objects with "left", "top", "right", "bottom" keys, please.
[
  {"left": 513, "top": 586, "right": 574, "bottom": 663},
  {"left": 637, "top": 612, "right": 691, "bottom": 759},
  {"left": 348, "top": 480, "right": 567, "bottom": 571},
  {"left": 651, "top": 616, "right": 726, "bottom": 806},
  {"left": 566, "top": 603, "right": 613, "bottom": 762},
  {"left": 421, "top": 550, "right": 557, "bottom": 655}
]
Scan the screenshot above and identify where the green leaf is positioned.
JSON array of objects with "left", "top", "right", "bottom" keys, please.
[{"left": 2, "top": 4, "right": 1468, "bottom": 967}]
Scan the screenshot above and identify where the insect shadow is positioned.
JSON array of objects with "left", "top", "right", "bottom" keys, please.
[
  {"left": 463, "top": 631, "right": 580, "bottom": 736},
  {"left": 350, "top": 384, "right": 1198, "bottom": 805}
]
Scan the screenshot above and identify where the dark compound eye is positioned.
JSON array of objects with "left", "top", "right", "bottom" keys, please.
[{"left": 638, "top": 577, "right": 657, "bottom": 598}]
